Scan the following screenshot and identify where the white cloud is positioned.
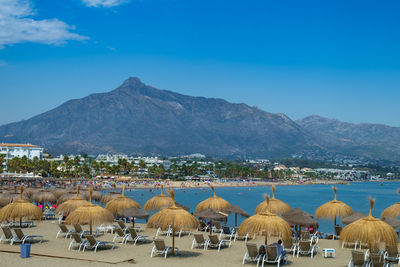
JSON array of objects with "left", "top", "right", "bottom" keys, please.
[
  {"left": 0, "top": 0, "right": 88, "bottom": 48},
  {"left": 81, "top": 0, "right": 128, "bottom": 7}
]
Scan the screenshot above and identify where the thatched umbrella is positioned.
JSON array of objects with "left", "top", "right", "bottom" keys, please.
[
  {"left": 117, "top": 206, "right": 149, "bottom": 227},
  {"left": 100, "top": 191, "right": 120, "bottom": 205},
  {"left": 83, "top": 189, "right": 102, "bottom": 202},
  {"left": 342, "top": 212, "right": 368, "bottom": 225},
  {"left": 382, "top": 217, "right": 400, "bottom": 229},
  {"left": 32, "top": 190, "right": 57, "bottom": 206},
  {"left": 51, "top": 188, "right": 67, "bottom": 199},
  {"left": 23, "top": 188, "right": 37, "bottom": 202},
  {"left": 381, "top": 189, "right": 400, "bottom": 218},
  {"left": 255, "top": 185, "right": 291, "bottom": 215},
  {"left": 221, "top": 205, "right": 250, "bottom": 227},
  {"left": 194, "top": 208, "right": 228, "bottom": 234},
  {"left": 105, "top": 185, "right": 140, "bottom": 216},
  {"left": 238, "top": 196, "right": 291, "bottom": 245},
  {"left": 147, "top": 190, "right": 198, "bottom": 255},
  {"left": 57, "top": 190, "right": 85, "bottom": 204},
  {"left": 195, "top": 185, "right": 231, "bottom": 212},
  {"left": 0, "top": 187, "right": 42, "bottom": 227},
  {"left": 340, "top": 198, "right": 398, "bottom": 250},
  {"left": 315, "top": 186, "right": 353, "bottom": 232},
  {"left": 282, "top": 208, "right": 318, "bottom": 240},
  {"left": 0, "top": 193, "right": 11, "bottom": 207},
  {"left": 144, "top": 185, "right": 174, "bottom": 211},
  {"left": 66, "top": 188, "right": 113, "bottom": 235},
  {"left": 55, "top": 186, "right": 89, "bottom": 216}
]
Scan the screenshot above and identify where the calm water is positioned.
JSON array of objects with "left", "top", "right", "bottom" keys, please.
[{"left": 122, "top": 181, "right": 399, "bottom": 233}]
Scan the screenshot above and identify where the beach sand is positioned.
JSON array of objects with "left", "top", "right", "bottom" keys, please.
[{"left": 0, "top": 221, "right": 357, "bottom": 267}]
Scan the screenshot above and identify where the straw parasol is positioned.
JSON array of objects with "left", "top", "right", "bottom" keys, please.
[
  {"left": 117, "top": 206, "right": 149, "bottom": 227},
  {"left": 381, "top": 189, "right": 400, "bottom": 218},
  {"left": 315, "top": 186, "right": 353, "bottom": 231},
  {"left": 55, "top": 186, "right": 89, "bottom": 216},
  {"left": 221, "top": 205, "right": 250, "bottom": 227},
  {"left": 195, "top": 185, "right": 231, "bottom": 212},
  {"left": 238, "top": 196, "right": 291, "bottom": 245},
  {"left": 255, "top": 185, "right": 291, "bottom": 215},
  {"left": 147, "top": 190, "right": 198, "bottom": 255},
  {"left": 22, "top": 188, "right": 37, "bottom": 202},
  {"left": 83, "top": 189, "right": 102, "bottom": 202},
  {"left": 382, "top": 217, "right": 400, "bottom": 229},
  {"left": 32, "top": 190, "right": 57, "bottom": 204},
  {"left": 194, "top": 208, "right": 228, "bottom": 234},
  {"left": 51, "top": 188, "right": 67, "bottom": 199},
  {"left": 65, "top": 188, "right": 113, "bottom": 235},
  {"left": 0, "top": 186, "right": 42, "bottom": 227},
  {"left": 144, "top": 185, "right": 173, "bottom": 211},
  {"left": 340, "top": 198, "right": 398, "bottom": 250},
  {"left": 282, "top": 208, "right": 318, "bottom": 228},
  {"left": 0, "top": 193, "right": 11, "bottom": 207},
  {"left": 105, "top": 185, "right": 140, "bottom": 215},
  {"left": 341, "top": 211, "right": 368, "bottom": 225},
  {"left": 100, "top": 191, "right": 120, "bottom": 205}
]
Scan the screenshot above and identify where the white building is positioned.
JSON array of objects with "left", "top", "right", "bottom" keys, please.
[{"left": 0, "top": 143, "right": 44, "bottom": 162}]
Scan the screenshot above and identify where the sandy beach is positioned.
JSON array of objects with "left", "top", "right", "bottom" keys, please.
[{"left": 0, "top": 220, "right": 359, "bottom": 267}]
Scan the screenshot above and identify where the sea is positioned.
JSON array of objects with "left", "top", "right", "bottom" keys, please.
[{"left": 122, "top": 181, "right": 399, "bottom": 233}]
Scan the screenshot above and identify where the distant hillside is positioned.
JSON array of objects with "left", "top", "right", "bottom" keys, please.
[
  {"left": 0, "top": 77, "right": 320, "bottom": 157},
  {"left": 296, "top": 115, "right": 400, "bottom": 161}
]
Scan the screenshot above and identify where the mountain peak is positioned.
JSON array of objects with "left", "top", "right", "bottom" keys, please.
[{"left": 122, "top": 77, "right": 144, "bottom": 87}]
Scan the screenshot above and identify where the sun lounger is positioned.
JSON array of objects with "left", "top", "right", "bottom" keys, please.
[
  {"left": 242, "top": 243, "right": 263, "bottom": 266},
  {"left": 369, "top": 252, "right": 385, "bottom": 267},
  {"left": 213, "top": 222, "right": 223, "bottom": 234},
  {"left": 113, "top": 227, "right": 129, "bottom": 243},
  {"left": 384, "top": 245, "right": 400, "bottom": 266},
  {"left": 235, "top": 227, "right": 249, "bottom": 242},
  {"left": 124, "top": 227, "right": 152, "bottom": 245},
  {"left": 156, "top": 226, "right": 172, "bottom": 238},
  {"left": 96, "top": 224, "right": 117, "bottom": 235},
  {"left": 198, "top": 221, "right": 209, "bottom": 232},
  {"left": 333, "top": 225, "right": 342, "bottom": 240},
  {"left": 117, "top": 220, "right": 129, "bottom": 233},
  {"left": 73, "top": 224, "right": 90, "bottom": 237},
  {"left": 261, "top": 245, "right": 287, "bottom": 267},
  {"left": 222, "top": 226, "right": 235, "bottom": 241},
  {"left": 56, "top": 224, "right": 75, "bottom": 239},
  {"left": 12, "top": 228, "right": 43, "bottom": 245},
  {"left": 296, "top": 240, "right": 317, "bottom": 258},
  {"left": 150, "top": 239, "right": 178, "bottom": 258},
  {"left": 348, "top": 250, "right": 369, "bottom": 267},
  {"left": 191, "top": 233, "right": 208, "bottom": 250},
  {"left": 283, "top": 238, "right": 298, "bottom": 257},
  {"left": 0, "top": 226, "right": 16, "bottom": 244},
  {"left": 342, "top": 239, "right": 359, "bottom": 249},
  {"left": 206, "top": 234, "right": 231, "bottom": 251},
  {"left": 82, "top": 235, "right": 115, "bottom": 253},
  {"left": 68, "top": 233, "right": 87, "bottom": 251}
]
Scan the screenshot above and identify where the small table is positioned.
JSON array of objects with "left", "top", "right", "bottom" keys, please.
[{"left": 323, "top": 248, "right": 335, "bottom": 258}]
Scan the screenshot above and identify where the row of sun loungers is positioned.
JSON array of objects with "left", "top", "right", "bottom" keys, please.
[
  {"left": 191, "top": 233, "right": 232, "bottom": 251},
  {"left": 348, "top": 248, "right": 400, "bottom": 267},
  {"left": 0, "top": 226, "right": 43, "bottom": 245},
  {"left": 68, "top": 233, "right": 115, "bottom": 253}
]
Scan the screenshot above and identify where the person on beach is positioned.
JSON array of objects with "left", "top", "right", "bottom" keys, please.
[
  {"left": 258, "top": 245, "right": 266, "bottom": 257},
  {"left": 271, "top": 240, "right": 286, "bottom": 258}
]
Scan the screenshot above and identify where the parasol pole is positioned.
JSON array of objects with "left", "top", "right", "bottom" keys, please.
[
  {"left": 89, "top": 188, "right": 93, "bottom": 235},
  {"left": 333, "top": 187, "right": 337, "bottom": 234},
  {"left": 235, "top": 213, "right": 238, "bottom": 227},
  {"left": 19, "top": 186, "right": 24, "bottom": 227}
]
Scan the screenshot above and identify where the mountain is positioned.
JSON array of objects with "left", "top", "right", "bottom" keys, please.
[
  {"left": 0, "top": 77, "right": 321, "bottom": 157},
  {"left": 296, "top": 115, "right": 400, "bottom": 161}
]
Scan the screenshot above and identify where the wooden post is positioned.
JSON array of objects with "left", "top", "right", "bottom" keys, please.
[
  {"left": 132, "top": 217, "right": 135, "bottom": 228},
  {"left": 90, "top": 219, "right": 92, "bottom": 235},
  {"left": 264, "top": 234, "right": 268, "bottom": 245},
  {"left": 210, "top": 220, "right": 213, "bottom": 234},
  {"left": 172, "top": 228, "right": 175, "bottom": 256},
  {"left": 235, "top": 213, "right": 237, "bottom": 227}
]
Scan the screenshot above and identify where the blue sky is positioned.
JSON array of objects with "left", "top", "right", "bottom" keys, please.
[{"left": 1, "top": 0, "right": 400, "bottom": 126}]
